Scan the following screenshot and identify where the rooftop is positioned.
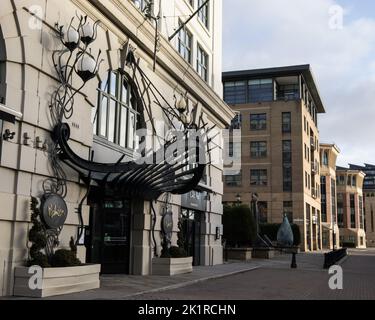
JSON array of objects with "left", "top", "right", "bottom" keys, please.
[{"left": 222, "top": 64, "right": 325, "bottom": 113}]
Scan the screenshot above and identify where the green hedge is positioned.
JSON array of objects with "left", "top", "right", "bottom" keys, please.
[
  {"left": 260, "top": 223, "right": 301, "bottom": 246},
  {"left": 223, "top": 205, "right": 257, "bottom": 247}
]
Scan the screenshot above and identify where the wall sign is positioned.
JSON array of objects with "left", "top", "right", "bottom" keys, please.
[
  {"left": 181, "top": 191, "right": 207, "bottom": 211},
  {"left": 41, "top": 194, "right": 68, "bottom": 229}
]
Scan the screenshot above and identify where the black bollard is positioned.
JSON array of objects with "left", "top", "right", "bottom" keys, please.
[{"left": 291, "top": 252, "right": 297, "bottom": 269}]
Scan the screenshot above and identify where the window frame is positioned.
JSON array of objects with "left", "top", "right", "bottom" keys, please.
[
  {"left": 177, "top": 20, "right": 193, "bottom": 64},
  {"left": 197, "top": 44, "right": 209, "bottom": 82},
  {"left": 250, "top": 141, "right": 267, "bottom": 159},
  {"left": 94, "top": 70, "right": 139, "bottom": 150},
  {"left": 197, "top": 0, "right": 209, "bottom": 29},
  {"left": 250, "top": 113, "right": 267, "bottom": 131},
  {"left": 250, "top": 169, "right": 268, "bottom": 186}
]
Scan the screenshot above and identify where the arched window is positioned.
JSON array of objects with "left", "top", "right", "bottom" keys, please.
[{"left": 93, "top": 70, "right": 139, "bottom": 149}]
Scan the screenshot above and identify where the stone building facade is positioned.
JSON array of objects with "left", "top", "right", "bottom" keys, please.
[
  {"left": 0, "top": 0, "right": 233, "bottom": 296},
  {"left": 222, "top": 65, "right": 325, "bottom": 252}
]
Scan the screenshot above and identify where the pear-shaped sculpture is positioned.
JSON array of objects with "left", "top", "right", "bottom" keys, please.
[{"left": 277, "top": 215, "right": 294, "bottom": 247}]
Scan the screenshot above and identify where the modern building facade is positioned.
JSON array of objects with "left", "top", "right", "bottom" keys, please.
[
  {"left": 222, "top": 65, "right": 326, "bottom": 252},
  {"left": 319, "top": 143, "right": 340, "bottom": 249},
  {"left": 336, "top": 167, "right": 366, "bottom": 248},
  {"left": 0, "top": 0, "right": 233, "bottom": 297},
  {"left": 348, "top": 164, "right": 375, "bottom": 247}
]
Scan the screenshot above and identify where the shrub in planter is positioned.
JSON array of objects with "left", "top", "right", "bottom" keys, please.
[
  {"left": 223, "top": 205, "right": 257, "bottom": 247},
  {"left": 51, "top": 249, "right": 82, "bottom": 267},
  {"left": 169, "top": 246, "right": 187, "bottom": 258}
]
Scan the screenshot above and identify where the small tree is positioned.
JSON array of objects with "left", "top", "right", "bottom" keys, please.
[
  {"left": 28, "top": 197, "right": 50, "bottom": 267},
  {"left": 223, "top": 205, "right": 257, "bottom": 247}
]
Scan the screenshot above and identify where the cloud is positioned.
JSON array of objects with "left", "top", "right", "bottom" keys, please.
[{"left": 223, "top": 0, "right": 375, "bottom": 166}]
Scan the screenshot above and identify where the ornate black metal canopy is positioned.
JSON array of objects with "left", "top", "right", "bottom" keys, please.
[{"left": 53, "top": 122, "right": 206, "bottom": 201}]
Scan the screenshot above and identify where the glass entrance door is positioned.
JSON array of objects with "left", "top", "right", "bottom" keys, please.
[
  {"left": 87, "top": 199, "right": 131, "bottom": 274},
  {"left": 181, "top": 209, "right": 202, "bottom": 266}
]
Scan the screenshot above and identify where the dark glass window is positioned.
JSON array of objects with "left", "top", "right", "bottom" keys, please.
[
  {"left": 331, "top": 178, "right": 336, "bottom": 224},
  {"left": 250, "top": 113, "right": 267, "bottom": 131},
  {"left": 323, "top": 151, "right": 329, "bottom": 166},
  {"left": 282, "top": 112, "right": 291, "bottom": 133},
  {"left": 248, "top": 79, "right": 273, "bottom": 102},
  {"left": 250, "top": 169, "right": 268, "bottom": 186},
  {"left": 321, "top": 176, "right": 327, "bottom": 222},
  {"left": 350, "top": 194, "right": 356, "bottom": 228},
  {"left": 337, "top": 193, "right": 344, "bottom": 227},
  {"left": 283, "top": 140, "right": 292, "bottom": 192},
  {"left": 359, "top": 196, "right": 364, "bottom": 229},
  {"left": 250, "top": 141, "right": 267, "bottom": 158},
  {"left": 94, "top": 71, "right": 138, "bottom": 149},
  {"left": 224, "top": 82, "right": 247, "bottom": 105},
  {"left": 277, "top": 84, "right": 300, "bottom": 100},
  {"left": 132, "top": 0, "right": 151, "bottom": 12},
  {"left": 224, "top": 171, "right": 242, "bottom": 187}
]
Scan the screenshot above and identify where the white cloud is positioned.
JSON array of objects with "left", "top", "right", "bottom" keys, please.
[{"left": 223, "top": 0, "right": 375, "bottom": 166}]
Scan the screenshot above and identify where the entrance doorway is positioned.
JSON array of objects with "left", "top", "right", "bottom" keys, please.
[
  {"left": 181, "top": 209, "right": 203, "bottom": 266},
  {"left": 86, "top": 197, "right": 131, "bottom": 274}
]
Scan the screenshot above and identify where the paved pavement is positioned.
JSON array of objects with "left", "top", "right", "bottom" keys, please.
[
  {"left": 5, "top": 248, "right": 375, "bottom": 300},
  {"left": 131, "top": 249, "right": 375, "bottom": 300}
]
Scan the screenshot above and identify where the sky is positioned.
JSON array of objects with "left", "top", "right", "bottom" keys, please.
[{"left": 222, "top": 0, "right": 375, "bottom": 167}]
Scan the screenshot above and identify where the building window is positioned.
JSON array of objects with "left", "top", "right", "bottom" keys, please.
[
  {"left": 283, "top": 201, "right": 293, "bottom": 223},
  {"left": 197, "top": 0, "right": 209, "bottom": 28},
  {"left": 93, "top": 70, "right": 138, "bottom": 149},
  {"left": 258, "top": 202, "right": 268, "bottom": 223},
  {"left": 350, "top": 194, "right": 356, "bottom": 228},
  {"left": 250, "top": 169, "right": 268, "bottom": 186},
  {"left": 323, "top": 151, "right": 329, "bottom": 166},
  {"left": 337, "top": 193, "right": 344, "bottom": 227},
  {"left": 347, "top": 175, "right": 352, "bottom": 186},
  {"left": 177, "top": 21, "right": 192, "bottom": 64},
  {"left": 331, "top": 178, "right": 336, "bottom": 224},
  {"left": 282, "top": 112, "right": 291, "bottom": 133},
  {"left": 352, "top": 175, "right": 357, "bottom": 187},
  {"left": 224, "top": 81, "right": 247, "bottom": 105},
  {"left": 224, "top": 171, "right": 242, "bottom": 187},
  {"left": 248, "top": 79, "right": 273, "bottom": 102},
  {"left": 321, "top": 176, "right": 327, "bottom": 222},
  {"left": 276, "top": 83, "right": 300, "bottom": 100},
  {"left": 283, "top": 140, "right": 292, "bottom": 192},
  {"left": 250, "top": 141, "right": 267, "bottom": 158},
  {"left": 337, "top": 175, "right": 345, "bottom": 186},
  {"left": 197, "top": 45, "right": 208, "bottom": 82},
  {"left": 250, "top": 113, "right": 267, "bottom": 131}
]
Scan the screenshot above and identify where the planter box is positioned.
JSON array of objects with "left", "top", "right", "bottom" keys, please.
[
  {"left": 152, "top": 257, "right": 193, "bottom": 276},
  {"left": 13, "top": 264, "right": 101, "bottom": 298},
  {"left": 252, "top": 248, "right": 276, "bottom": 259},
  {"left": 225, "top": 248, "right": 252, "bottom": 261}
]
